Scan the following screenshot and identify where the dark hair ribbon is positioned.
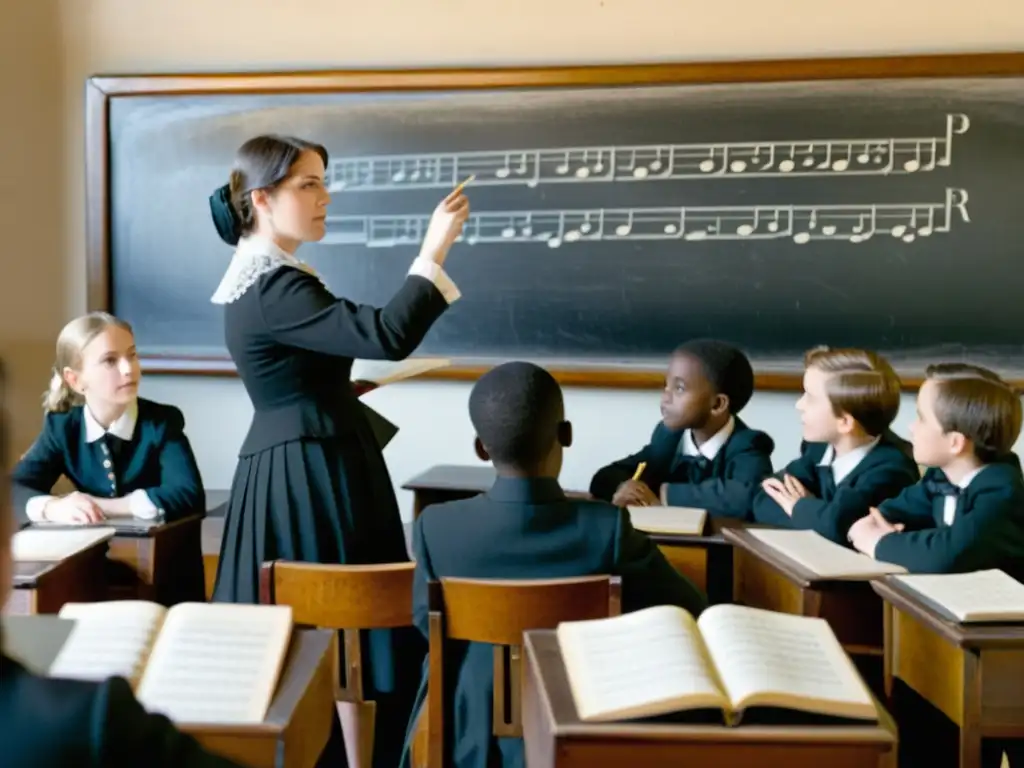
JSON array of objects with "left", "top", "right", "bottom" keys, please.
[{"left": 209, "top": 183, "right": 242, "bottom": 246}]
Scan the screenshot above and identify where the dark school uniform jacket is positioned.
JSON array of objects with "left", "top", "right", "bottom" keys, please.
[
  {"left": 0, "top": 651, "right": 244, "bottom": 768},
  {"left": 875, "top": 455, "right": 1024, "bottom": 576},
  {"left": 11, "top": 398, "right": 205, "bottom": 527},
  {"left": 401, "top": 476, "right": 707, "bottom": 768},
  {"left": 589, "top": 416, "right": 774, "bottom": 518},
  {"left": 751, "top": 431, "right": 920, "bottom": 543}
]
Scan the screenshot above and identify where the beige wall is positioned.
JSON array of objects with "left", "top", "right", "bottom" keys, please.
[{"left": 3, "top": 0, "right": 1023, "bottom": 513}]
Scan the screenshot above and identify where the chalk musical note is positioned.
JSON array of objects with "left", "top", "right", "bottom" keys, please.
[
  {"left": 323, "top": 189, "right": 969, "bottom": 248},
  {"left": 324, "top": 114, "right": 970, "bottom": 192}
]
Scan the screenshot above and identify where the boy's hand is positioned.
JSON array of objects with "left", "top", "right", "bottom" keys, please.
[
  {"left": 760, "top": 474, "right": 811, "bottom": 516},
  {"left": 612, "top": 480, "right": 660, "bottom": 507},
  {"left": 847, "top": 508, "right": 904, "bottom": 556}
]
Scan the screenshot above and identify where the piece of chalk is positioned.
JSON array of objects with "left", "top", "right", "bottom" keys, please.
[{"left": 453, "top": 174, "right": 475, "bottom": 192}]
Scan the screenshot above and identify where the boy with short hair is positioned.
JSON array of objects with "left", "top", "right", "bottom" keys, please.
[
  {"left": 401, "top": 361, "right": 706, "bottom": 768},
  {"left": 849, "top": 363, "right": 1024, "bottom": 574},
  {"left": 589, "top": 339, "right": 774, "bottom": 518},
  {"left": 850, "top": 364, "right": 1024, "bottom": 768},
  {"left": 751, "top": 347, "right": 920, "bottom": 543}
]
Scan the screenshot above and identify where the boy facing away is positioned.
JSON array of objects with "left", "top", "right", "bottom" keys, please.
[
  {"left": 751, "top": 347, "right": 920, "bottom": 543},
  {"left": 401, "top": 361, "right": 706, "bottom": 768},
  {"left": 589, "top": 339, "right": 774, "bottom": 518}
]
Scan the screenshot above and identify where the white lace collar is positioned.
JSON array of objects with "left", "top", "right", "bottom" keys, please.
[{"left": 210, "top": 235, "right": 325, "bottom": 305}]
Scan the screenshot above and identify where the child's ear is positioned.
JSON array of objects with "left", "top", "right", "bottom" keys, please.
[
  {"left": 557, "top": 420, "right": 573, "bottom": 448},
  {"left": 835, "top": 411, "right": 857, "bottom": 436},
  {"left": 710, "top": 393, "right": 730, "bottom": 416},
  {"left": 947, "top": 431, "right": 969, "bottom": 457},
  {"left": 473, "top": 437, "right": 490, "bottom": 462},
  {"left": 62, "top": 366, "right": 83, "bottom": 394}
]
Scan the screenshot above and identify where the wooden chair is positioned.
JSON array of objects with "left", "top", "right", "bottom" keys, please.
[
  {"left": 259, "top": 560, "right": 416, "bottom": 768},
  {"left": 422, "top": 575, "right": 621, "bottom": 768}
]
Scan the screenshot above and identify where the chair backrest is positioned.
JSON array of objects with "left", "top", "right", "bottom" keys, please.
[
  {"left": 259, "top": 559, "right": 415, "bottom": 702},
  {"left": 423, "top": 575, "right": 621, "bottom": 768}
]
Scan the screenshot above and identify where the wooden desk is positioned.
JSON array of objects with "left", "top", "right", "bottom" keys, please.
[
  {"left": 4, "top": 539, "right": 111, "bottom": 615},
  {"left": 181, "top": 628, "right": 336, "bottom": 768},
  {"left": 402, "top": 464, "right": 591, "bottom": 518},
  {"left": 105, "top": 514, "right": 205, "bottom": 606},
  {"left": 202, "top": 516, "right": 225, "bottom": 600},
  {"left": 724, "top": 527, "right": 886, "bottom": 698},
  {"left": 521, "top": 629, "right": 897, "bottom": 768},
  {"left": 873, "top": 577, "right": 1024, "bottom": 768},
  {"left": 725, "top": 528, "right": 885, "bottom": 655},
  {"left": 648, "top": 518, "right": 748, "bottom": 605}
]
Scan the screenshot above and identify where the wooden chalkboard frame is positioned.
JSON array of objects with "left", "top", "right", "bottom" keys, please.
[{"left": 85, "top": 51, "right": 1024, "bottom": 391}]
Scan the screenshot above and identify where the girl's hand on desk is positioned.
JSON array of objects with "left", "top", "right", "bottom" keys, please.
[
  {"left": 612, "top": 480, "right": 659, "bottom": 507},
  {"left": 43, "top": 492, "right": 105, "bottom": 524}
]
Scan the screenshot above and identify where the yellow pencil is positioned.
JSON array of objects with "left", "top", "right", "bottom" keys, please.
[
  {"left": 632, "top": 462, "right": 647, "bottom": 481},
  {"left": 453, "top": 174, "right": 475, "bottom": 194}
]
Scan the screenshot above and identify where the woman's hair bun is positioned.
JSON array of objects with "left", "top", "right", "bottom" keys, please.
[{"left": 209, "top": 183, "right": 242, "bottom": 246}]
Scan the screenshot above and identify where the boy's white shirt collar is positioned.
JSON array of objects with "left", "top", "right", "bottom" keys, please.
[
  {"left": 818, "top": 436, "right": 880, "bottom": 485},
  {"left": 210, "top": 234, "right": 325, "bottom": 305},
  {"left": 940, "top": 465, "right": 988, "bottom": 526},
  {"left": 83, "top": 400, "right": 137, "bottom": 442},
  {"left": 681, "top": 416, "right": 735, "bottom": 460},
  {"left": 954, "top": 464, "right": 988, "bottom": 489}
]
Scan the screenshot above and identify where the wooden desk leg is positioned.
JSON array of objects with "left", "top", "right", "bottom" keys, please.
[
  {"left": 961, "top": 651, "right": 983, "bottom": 768},
  {"left": 882, "top": 603, "right": 894, "bottom": 701}
]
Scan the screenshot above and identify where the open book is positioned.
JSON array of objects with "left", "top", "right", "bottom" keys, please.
[
  {"left": 557, "top": 603, "right": 876, "bottom": 725},
  {"left": 627, "top": 505, "right": 707, "bottom": 536},
  {"left": 48, "top": 600, "right": 293, "bottom": 724},
  {"left": 892, "top": 569, "right": 1024, "bottom": 623},
  {"left": 351, "top": 357, "right": 450, "bottom": 390},
  {"left": 11, "top": 527, "right": 116, "bottom": 562},
  {"left": 745, "top": 529, "right": 908, "bottom": 579}
]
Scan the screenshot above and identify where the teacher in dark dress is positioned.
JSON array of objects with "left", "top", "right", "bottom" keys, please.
[{"left": 207, "top": 134, "right": 469, "bottom": 768}]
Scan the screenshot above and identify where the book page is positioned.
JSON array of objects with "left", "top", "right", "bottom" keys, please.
[
  {"left": 12, "top": 527, "right": 117, "bottom": 562},
  {"left": 628, "top": 505, "right": 707, "bottom": 536},
  {"left": 698, "top": 604, "right": 876, "bottom": 721},
  {"left": 48, "top": 601, "right": 167, "bottom": 687},
  {"left": 746, "top": 529, "right": 908, "bottom": 579},
  {"left": 557, "top": 604, "right": 728, "bottom": 722},
  {"left": 351, "top": 357, "right": 450, "bottom": 386},
  {"left": 893, "top": 569, "right": 1024, "bottom": 622},
  {"left": 136, "top": 603, "right": 293, "bottom": 724}
]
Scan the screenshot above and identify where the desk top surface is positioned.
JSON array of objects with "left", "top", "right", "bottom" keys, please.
[
  {"left": 402, "top": 464, "right": 591, "bottom": 499},
  {"left": 873, "top": 577, "right": 1024, "bottom": 649},
  {"left": 723, "top": 527, "right": 865, "bottom": 589},
  {"left": 12, "top": 536, "right": 111, "bottom": 587},
  {"left": 523, "top": 629, "right": 896, "bottom": 745}
]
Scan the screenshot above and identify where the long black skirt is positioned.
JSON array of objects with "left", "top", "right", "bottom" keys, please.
[{"left": 212, "top": 435, "right": 426, "bottom": 768}]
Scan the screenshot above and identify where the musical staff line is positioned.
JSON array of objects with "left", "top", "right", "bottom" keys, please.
[
  {"left": 326, "top": 114, "right": 970, "bottom": 192},
  {"left": 322, "top": 188, "right": 969, "bottom": 249}
]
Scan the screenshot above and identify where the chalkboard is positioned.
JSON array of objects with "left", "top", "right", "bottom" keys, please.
[{"left": 85, "top": 53, "right": 1024, "bottom": 389}]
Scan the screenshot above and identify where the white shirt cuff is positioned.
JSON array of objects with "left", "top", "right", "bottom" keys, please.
[
  {"left": 408, "top": 258, "right": 461, "bottom": 304},
  {"left": 128, "top": 489, "right": 162, "bottom": 520},
  {"left": 26, "top": 495, "right": 57, "bottom": 522}
]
